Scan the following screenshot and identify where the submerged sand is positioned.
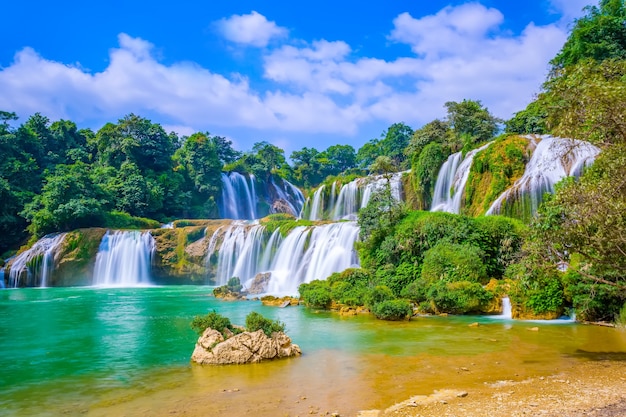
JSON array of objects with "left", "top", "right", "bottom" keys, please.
[{"left": 364, "top": 360, "right": 626, "bottom": 417}]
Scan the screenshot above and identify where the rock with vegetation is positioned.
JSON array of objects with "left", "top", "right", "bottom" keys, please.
[
  {"left": 213, "top": 277, "right": 247, "bottom": 300},
  {"left": 191, "top": 311, "right": 301, "bottom": 365}
]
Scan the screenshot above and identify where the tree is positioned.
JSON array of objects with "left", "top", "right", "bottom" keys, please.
[
  {"left": 21, "top": 162, "right": 107, "bottom": 236},
  {"left": 356, "top": 139, "right": 382, "bottom": 169},
  {"left": 211, "top": 135, "right": 241, "bottom": 165},
  {"left": 444, "top": 99, "right": 501, "bottom": 148},
  {"left": 380, "top": 122, "right": 414, "bottom": 169},
  {"left": 550, "top": 0, "right": 626, "bottom": 71},
  {"left": 250, "top": 141, "right": 287, "bottom": 178},
  {"left": 540, "top": 59, "right": 626, "bottom": 146},
  {"left": 405, "top": 119, "right": 451, "bottom": 158},
  {"left": 322, "top": 144, "right": 357, "bottom": 175}
]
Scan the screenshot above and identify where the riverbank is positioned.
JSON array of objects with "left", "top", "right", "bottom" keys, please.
[{"left": 362, "top": 359, "right": 626, "bottom": 417}]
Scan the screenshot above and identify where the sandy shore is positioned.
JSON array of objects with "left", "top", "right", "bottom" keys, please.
[{"left": 359, "top": 360, "right": 626, "bottom": 417}]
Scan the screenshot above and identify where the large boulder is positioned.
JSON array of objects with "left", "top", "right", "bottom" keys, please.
[
  {"left": 246, "top": 272, "right": 272, "bottom": 295},
  {"left": 191, "top": 328, "right": 302, "bottom": 365}
]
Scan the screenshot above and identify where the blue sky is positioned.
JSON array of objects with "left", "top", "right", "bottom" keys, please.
[{"left": 0, "top": 0, "right": 593, "bottom": 154}]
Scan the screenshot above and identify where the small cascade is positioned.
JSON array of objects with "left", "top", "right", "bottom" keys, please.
[
  {"left": 431, "top": 142, "right": 493, "bottom": 214},
  {"left": 219, "top": 172, "right": 258, "bottom": 220},
  {"left": 307, "top": 184, "right": 326, "bottom": 220},
  {"left": 207, "top": 221, "right": 360, "bottom": 294},
  {"left": 494, "top": 297, "right": 513, "bottom": 319},
  {"left": 7, "top": 234, "right": 66, "bottom": 288},
  {"left": 304, "top": 172, "right": 405, "bottom": 221},
  {"left": 0, "top": 266, "right": 5, "bottom": 289},
  {"left": 270, "top": 178, "right": 306, "bottom": 217},
  {"left": 486, "top": 136, "right": 599, "bottom": 220},
  {"left": 93, "top": 231, "right": 155, "bottom": 287}
]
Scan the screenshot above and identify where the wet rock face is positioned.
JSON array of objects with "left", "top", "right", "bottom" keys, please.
[
  {"left": 191, "top": 328, "right": 302, "bottom": 365},
  {"left": 246, "top": 272, "right": 271, "bottom": 295}
]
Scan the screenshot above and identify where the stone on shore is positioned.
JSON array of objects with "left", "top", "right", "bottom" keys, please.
[{"left": 191, "top": 328, "right": 302, "bottom": 365}]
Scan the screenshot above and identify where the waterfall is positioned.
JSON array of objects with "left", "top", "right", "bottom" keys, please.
[
  {"left": 0, "top": 266, "right": 5, "bottom": 289},
  {"left": 93, "top": 231, "right": 155, "bottom": 287},
  {"left": 208, "top": 221, "right": 360, "bottom": 295},
  {"left": 308, "top": 184, "right": 326, "bottom": 220},
  {"left": 494, "top": 297, "right": 513, "bottom": 319},
  {"left": 322, "top": 172, "right": 405, "bottom": 221},
  {"left": 431, "top": 142, "right": 493, "bottom": 214},
  {"left": 486, "top": 136, "right": 599, "bottom": 219},
  {"left": 270, "top": 178, "right": 306, "bottom": 217},
  {"left": 219, "top": 172, "right": 258, "bottom": 220},
  {"left": 7, "top": 233, "right": 66, "bottom": 288}
]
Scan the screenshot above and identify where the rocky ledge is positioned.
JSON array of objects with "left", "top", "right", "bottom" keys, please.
[{"left": 191, "top": 328, "right": 302, "bottom": 365}]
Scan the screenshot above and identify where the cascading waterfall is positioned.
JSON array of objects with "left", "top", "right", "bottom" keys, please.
[
  {"left": 307, "top": 184, "right": 326, "bottom": 220},
  {"left": 93, "top": 231, "right": 155, "bottom": 287},
  {"left": 431, "top": 142, "right": 493, "bottom": 214},
  {"left": 486, "top": 136, "right": 599, "bottom": 220},
  {"left": 208, "top": 221, "right": 360, "bottom": 294},
  {"left": 219, "top": 172, "right": 258, "bottom": 220},
  {"left": 304, "top": 172, "right": 405, "bottom": 221},
  {"left": 270, "top": 178, "right": 306, "bottom": 217},
  {"left": 7, "top": 233, "right": 66, "bottom": 288}
]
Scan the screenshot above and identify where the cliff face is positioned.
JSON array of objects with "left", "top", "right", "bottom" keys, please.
[{"left": 34, "top": 220, "right": 233, "bottom": 287}]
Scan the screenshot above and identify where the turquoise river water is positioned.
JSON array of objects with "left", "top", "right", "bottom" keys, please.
[{"left": 1, "top": 286, "right": 625, "bottom": 416}]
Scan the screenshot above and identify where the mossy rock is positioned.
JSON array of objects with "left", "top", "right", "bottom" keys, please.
[
  {"left": 464, "top": 135, "right": 531, "bottom": 216},
  {"left": 52, "top": 228, "right": 107, "bottom": 286}
]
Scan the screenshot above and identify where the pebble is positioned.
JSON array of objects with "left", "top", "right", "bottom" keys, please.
[{"left": 457, "top": 392, "right": 469, "bottom": 398}]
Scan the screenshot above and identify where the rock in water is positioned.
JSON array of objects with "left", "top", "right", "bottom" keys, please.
[
  {"left": 191, "top": 328, "right": 302, "bottom": 365},
  {"left": 246, "top": 272, "right": 271, "bottom": 295}
]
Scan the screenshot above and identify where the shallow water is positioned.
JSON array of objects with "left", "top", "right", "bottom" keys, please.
[{"left": 1, "top": 286, "right": 625, "bottom": 416}]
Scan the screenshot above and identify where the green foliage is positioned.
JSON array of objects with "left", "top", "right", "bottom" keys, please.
[
  {"left": 102, "top": 211, "right": 160, "bottom": 229},
  {"left": 426, "top": 280, "right": 493, "bottom": 314},
  {"left": 445, "top": 99, "right": 501, "bottom": 149},
  {"left": 411, "top": 142, "right": 448, "bottom": 210},
  {"left": 328, "top": 268, "right": 371, "bottom": 306},
  {"left": 551, "top": 0, "right": 626, "bottom": 70},
  {"left": 356, "top": 122, "right": 414, "bottom": 170},
  {"left": 541, "top": 59, "right": 626, "bottom": 146},
  {"left": 463, "top": 135, "right": 529, "bottom": 217},
  {"left": 245, "top": 311, "right": 286, "bottom": 337},
  {"left": 227, "top": 277, "right": 243, "bottom": 293},
  {"left": 365, "top": 285, "right": 395, "bottom": 309},
  {"left": 191, "top": 310, "right": 235, "bottom": 336},
  {"left": 298, "top": 280, "right": 333, "bottom": 309},
  {"left": 371, "top": 299, "right": 412, "bottom": 321},
  {"left": 616, "top": 303, "right": 626, "bottom": 327},
  {"left": 505, "top": 101, "right": 548, "bottom": 134},
  {"left": 420, "top": 242, "right": 488, "bottom": 284}
]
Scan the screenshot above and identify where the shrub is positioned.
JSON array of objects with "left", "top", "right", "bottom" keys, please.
[
  {"left": 191, "top": 310, "right": 235, "bottom": 336},
  {"left": 365, "top": 285, "right": 395, "bottom": 309},
  {"left": 227, "top": 277, "right": 243, "bottom": 292},
  {"left": 421, "top": 242, "right": 488, "bottom": 284},
  {"left": 245, "top": 311, "right": 285, "bottom": 336},
  {"left": 427, "top": 280, "right": 493, "bottom": 314},
  {"left": 371, "top": 299, "right": 413, "bottom": 320},
  {"left": 299, "top": 280, "right": 332, "bottom": 309}
]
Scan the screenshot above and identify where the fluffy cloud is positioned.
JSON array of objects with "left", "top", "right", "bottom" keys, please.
[
  {"left": 0, "top": 5, "right": 573, "bottom": 150},
  {"left": 215, "top": 11, "right": 288, "bottom": 47}
]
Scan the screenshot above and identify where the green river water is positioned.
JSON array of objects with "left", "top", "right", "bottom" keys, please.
[{"left": 1, "top": 286, "right": 625, "bottom": 416}]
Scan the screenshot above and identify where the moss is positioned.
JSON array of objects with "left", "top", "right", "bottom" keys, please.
[
  {"left": 259, "top": 214, "right": 318, "bottom": 237},
  {"left": 102, "top": 211, "right": 160, "bottom": 229},
  {"left": 463, "top": 135, "right": 530, "bottom": 216},
  {"left": 54, "top": 228, "right": 107, "bottom": 286}
]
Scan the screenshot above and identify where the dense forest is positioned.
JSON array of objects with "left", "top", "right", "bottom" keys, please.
[{"left": 1, "top": 0, "right": 625, "bottom": 321}]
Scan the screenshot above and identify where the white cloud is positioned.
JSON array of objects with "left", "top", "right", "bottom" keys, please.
[
  {"left": 0, "top": 3, "right": 574, "bottom": 150},
  {"left": 549, "top": 0, "right": 596, "bottom": 22},
  {"left": 216, "top": 11, "right": 288, "bottom": 47}
]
